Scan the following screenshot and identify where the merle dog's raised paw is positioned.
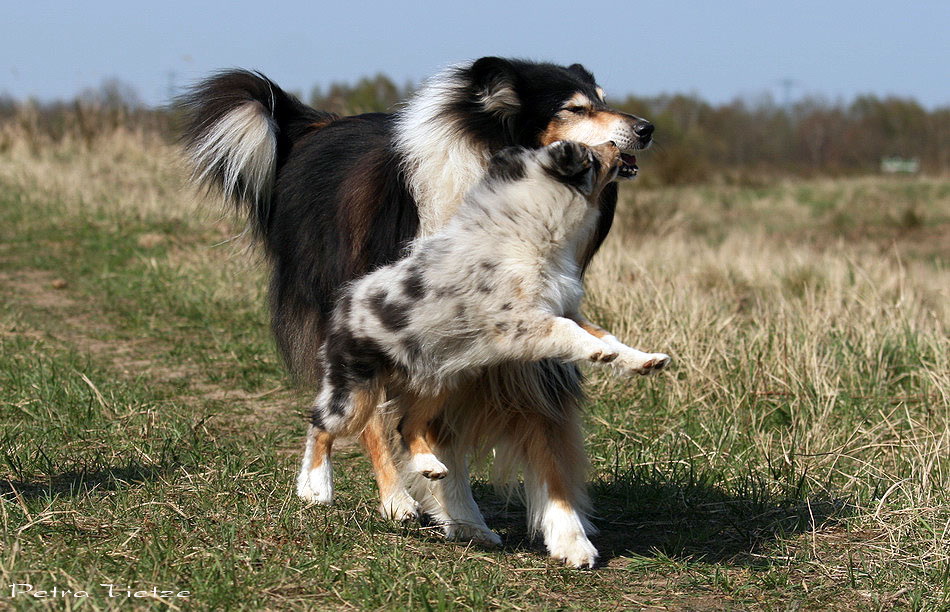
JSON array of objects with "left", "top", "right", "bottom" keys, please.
[
  {"left": 632, "top": 353, "right": 671, "bottom": 375},
  {"left": 548, "top": 141, "right": 592, "bottom": 173}
]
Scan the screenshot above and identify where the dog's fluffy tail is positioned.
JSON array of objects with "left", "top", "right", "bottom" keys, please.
[{"left": 179, "top": 70, "right": 335, "bottom": 237}]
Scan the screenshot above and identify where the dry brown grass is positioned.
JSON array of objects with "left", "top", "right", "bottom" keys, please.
[
  {"left": 0, "top": 122, "right": 197, "bottom": 220},
  {"left": 584, "top": 178, "right": 949, "bottom": 601}
]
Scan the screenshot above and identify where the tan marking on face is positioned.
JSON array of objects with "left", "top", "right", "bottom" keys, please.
[
  {"left": 589, "top": 110, "right": 629, "bottom": 132},
  {"left": 564, "top": 92, "right": 594, "bottom": 110},
  {"left": 540, "top": 109, "right": 630, "bottom": 147},
  {"left": 595, "top": 87, "right": 606, "bottom": 102}
]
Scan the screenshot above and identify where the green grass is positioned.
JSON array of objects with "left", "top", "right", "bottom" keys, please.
[{"left": 0, "top": 140, "right": 948, "bottom": 610}]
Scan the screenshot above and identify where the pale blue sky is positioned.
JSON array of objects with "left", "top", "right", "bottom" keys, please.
[{"left": 3, "top": 1, "right": 948, "bottom": 108}]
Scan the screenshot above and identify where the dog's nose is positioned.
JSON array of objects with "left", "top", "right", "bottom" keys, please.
[{"left": 634, "top": 121, "right": 654, "bottom": 139}]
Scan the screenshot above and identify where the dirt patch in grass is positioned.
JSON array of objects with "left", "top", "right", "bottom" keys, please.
[{"left": 0, "top": 267, "right": 309, "bottom": 434}]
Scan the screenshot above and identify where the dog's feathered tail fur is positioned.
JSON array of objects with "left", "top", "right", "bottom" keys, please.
[{"left": 180, "top": 70, "right": 334, "bottom": 239}]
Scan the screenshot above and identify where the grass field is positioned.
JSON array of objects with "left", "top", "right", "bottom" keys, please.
[{"left": 1, "top": 128, "right": 948, "bottom": 610}]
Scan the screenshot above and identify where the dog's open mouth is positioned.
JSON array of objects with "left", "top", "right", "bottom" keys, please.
[{"left": 618, "top": 153, "right": 638, "bottom": 179}]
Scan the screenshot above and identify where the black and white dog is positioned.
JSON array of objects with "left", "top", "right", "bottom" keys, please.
[{"left": 181, "top": 57, "right": 656, "bottom": 568}]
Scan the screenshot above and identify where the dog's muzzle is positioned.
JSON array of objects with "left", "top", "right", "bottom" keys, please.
[{"left": 618, "top": 120, "right": 653, "bottom": 178}]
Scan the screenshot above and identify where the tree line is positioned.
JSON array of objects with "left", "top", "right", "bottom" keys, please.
[
  {"left": 2, "top": 75, "right": 947, "bottom": 183},
  {"left": 613, "top": 92, "right": 948, "bottom": 183}
]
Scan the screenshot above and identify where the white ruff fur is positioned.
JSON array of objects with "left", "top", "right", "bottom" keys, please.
[{"left": 393, "top": 65, "right": 491, "bottom": 236}]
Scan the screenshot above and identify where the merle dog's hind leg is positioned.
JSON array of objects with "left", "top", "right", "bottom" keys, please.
[
  {"left": 361, "top": 410, "right": 420, "bottom": 522},
  {"left": 400, "top": 393, "right": 449, "bottom": 481},
  {"left": 296, "top": 376, "right": 365, "bottom": 505},
  {"left": 406, "top": 422, "right": 502, "bottom": 548},
  {"left": 296, "top": 425, "right": 335, "bottom": 504}
]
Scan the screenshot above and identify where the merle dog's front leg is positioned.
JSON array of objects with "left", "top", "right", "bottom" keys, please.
[
  {"left": 573, "top": 316, "right": 671, "bottom": 375},
  {"left": 502, "top": 314, "right": 620, "bottom": 365}
]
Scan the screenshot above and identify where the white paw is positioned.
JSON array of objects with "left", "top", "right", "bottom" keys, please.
[
  {"left": 296, "top": 461, "right": 333, "bottom": 505},
  {"left": 443, "top": 522, "right": 503, "bottom": 548},
  {"left": 547, "top": 532, "right": 599, "bottom": 568},
  {"left": 379, "top": 490, "right": 420, "bottom": 522},
  {"left": 408, "top": 452, "right": 448, "bottom": 480},
  {"left": 613, "top": 348, "right": 671, "bottom": 376},
  {"left": 540, "top": 499, "right": 598, "bottom": 568}
]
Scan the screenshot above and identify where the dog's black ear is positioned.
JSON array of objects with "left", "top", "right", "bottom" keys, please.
[
  {"left": 471, "top": 57, "right": 520, "bottom": 116},
  {"left": 487, "top": 146, "right": 529, "bottom": 182},
  {"left": 567, "top": 63, "right": 596, "bottom": 85},
  {"left": 544, "top": 141, "right": 598, "bottom": 195}
]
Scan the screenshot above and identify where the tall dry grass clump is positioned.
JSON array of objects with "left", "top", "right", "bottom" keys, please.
[
  {"left": 584, "top": 183, "right": 949, "bottom": 582},
  {"left": 0, "top": 101, "right": 196, "bottom": 218},
  {"left": 0, "top": 106, "right": 265, "bottom": 305}
]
